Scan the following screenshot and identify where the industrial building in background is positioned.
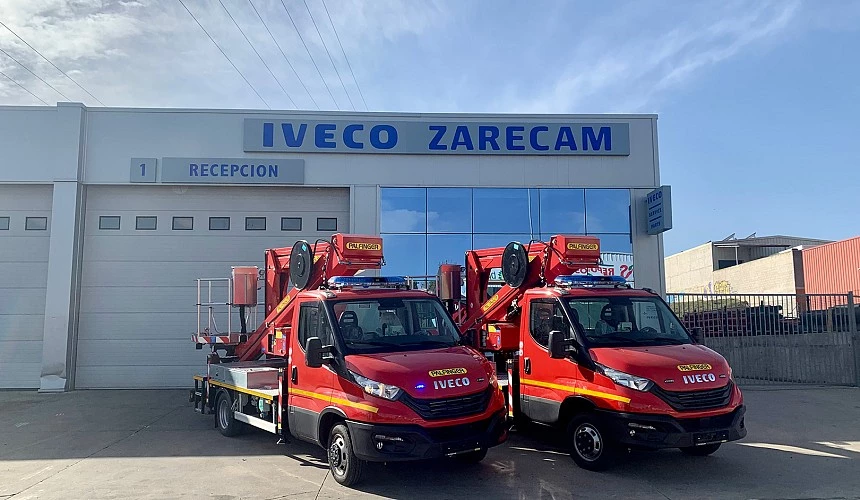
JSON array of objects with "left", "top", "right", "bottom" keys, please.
[
  {"left": 665, "top": 233, "right": 833, "bottom": 295},
  {"left": 0, "top": 103, "right": 666, "bottom": 391}
]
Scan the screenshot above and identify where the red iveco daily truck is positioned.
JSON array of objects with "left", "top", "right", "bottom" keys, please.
[
  {"left": 436, "top": 234, "right": 746, "bottom": 470},
  {"left": 189, "top": 234, "right": 506, "bottom": 486}
]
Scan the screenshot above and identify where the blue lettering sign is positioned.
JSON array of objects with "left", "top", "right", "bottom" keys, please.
[
  {"left": 344, "top": 124, "right": 364, "bottom": 149},
  {"left": 479, "top": 126, "right": 500, "bottom": 151},
  {"left": 555, "top": 127, "right": 577, "bottom": 151},
  {"left": 263, "top": 123, "right": 274, "bottom": 148},
  {"left": 428, "top": 125, "right": 447, "bottom": 150},
  {"left": 315, "top": 124, "right": 336, "bottom": 149},
  {"left": 506, "top": 126, "right": 525, "bottom": 151},
  {"left": 582, "top": 126, "right": 611, "bottom": 151},
  {"left": 370, "top": 124, "right": 397, "bottom": 149},
  {"left": 451, "top": 125, "right": 474, "bottom": 151},
  {"left": 190, "top": 163, "right": 199, "bottom": 176},
  {"left": 282, "top": 123, "right": 307, "bottom": 147},
  {"left": 530, "top": 126, "right": 549, "bottom": 151}
]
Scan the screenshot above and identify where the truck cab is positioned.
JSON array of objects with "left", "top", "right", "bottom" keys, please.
[
  {"left": 512, "top": 276, "right": 745, "bottom": 469},
  {"left": 444, "top": 235, "right": 746, "bottom": 470},
  {"left": 191, "top": 235, "right": 506, "bottom": 487}
]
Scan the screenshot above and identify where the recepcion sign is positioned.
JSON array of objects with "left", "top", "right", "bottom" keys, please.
[
  {"left": 646, "top": 185, "right": 672, "bottom": 235},
  {"left": 243, "top": 119, "right": 630, "bottom": 156},
  {"left": 160, "top": 157, "right": 304, "bottom": 184}
]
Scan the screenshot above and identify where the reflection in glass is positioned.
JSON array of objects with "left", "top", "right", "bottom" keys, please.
[
  {"left": 585, "top": 189, "right": 630, "bottom": 233},
  {"left": 381, "top": 187, "right": 426, "bottom": 233},
  {"left": 539, "top": 188, "right": 585, "bottom": 234},
  {"left": 472, "top": 233, "right": 534, "bottom": 250},
  {"left": 473, "top": 188, "right": 539, "bottom": 236},
  {"left": 381, "top": 234, "right": 426, "bottom": 277},
  {"left": 428, "top": 188, "right": 471, "bottom": 233},
  {"left": 588, "top": 233, "right": 632, "bottom": 254},
  {"left": 427, "top": 234, "right": 472, "bottom": 272}
]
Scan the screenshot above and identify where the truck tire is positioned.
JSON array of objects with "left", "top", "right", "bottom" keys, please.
[
  {"left": 327, "top": 423, "right": 365, "bottom": 487},
  {"left": 215, "top": 389, "right": 242, "bottom": 437},
  {"left": 567, "top": 414, "right": 615, "bottom": 471},
  {"left": 680, "top": 443, "right": 721, "bottom": 456},
  {"left": 455, "top": 447, "right": 488, "bottom": 464}
]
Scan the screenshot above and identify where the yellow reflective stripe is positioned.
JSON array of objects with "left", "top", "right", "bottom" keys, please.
[
  {"left": 208, "top": 380, "right": 275, "bottom": 401},
  {"left": 521, "top": 378, "right": 631, "bottom": 404},
  {"left": 193, "top": 375, "right": 204, "bottom": 382},
  {"left": 290, "top": 387, "right": 379, "bottom": 414}
]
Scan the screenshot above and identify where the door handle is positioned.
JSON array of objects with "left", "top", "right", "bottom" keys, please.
[
  {"left": 524, "top": 357, "right": 531, "bottom": 375},
  {"left": 291, "top": 366, "right": 298, "bottom": 384}
]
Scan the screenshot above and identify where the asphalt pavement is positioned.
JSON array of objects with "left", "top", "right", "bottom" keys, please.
[{"left": 1, "top": 386, "right": 859, "bottom": 499}]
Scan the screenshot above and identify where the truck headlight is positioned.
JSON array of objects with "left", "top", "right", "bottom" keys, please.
[
  {"left": 596, "top": 364, "right": 653, "bottom": 391},
  {"left": 349, "top": 371, "right": 402, "bottom": 400}
]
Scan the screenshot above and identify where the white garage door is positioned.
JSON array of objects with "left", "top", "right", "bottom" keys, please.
[
  {"left": 76, "top": 185, "right": 350, "bottom": 388},
  {"left": 0, "top": 185, "right": 52, "bottom": 388}
]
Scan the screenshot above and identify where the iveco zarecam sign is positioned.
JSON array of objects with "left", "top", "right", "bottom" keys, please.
[{"left": 243, "top": 118, "right": 630, "bottom": 155}]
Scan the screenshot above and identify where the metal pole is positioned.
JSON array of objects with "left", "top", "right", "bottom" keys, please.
[{"left": 848, "top": 292, "right": 859, "bottom": 387}]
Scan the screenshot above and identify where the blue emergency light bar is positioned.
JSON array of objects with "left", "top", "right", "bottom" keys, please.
[
  {"left": 327, "top": 276, "right": 408, "bottom": 289},
  {"left": 554, "top": 275, "right": 628, "bottom": 287}
]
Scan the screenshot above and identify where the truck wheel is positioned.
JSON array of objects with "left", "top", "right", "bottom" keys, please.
[
  {"left": 215, "top": 390, "right": 242, "bottom": 437},
  {"left": 455, "top": 447, "right": 488, "bottom": 464},
  {"left": 680, "top": 443, "right": 721, "bottom": 456},
  {"left": 567, "top": 414, "right": 615, "bottom": 471},
  {"left": 327, "top": 423, "right": 365, "bottom": 487}
]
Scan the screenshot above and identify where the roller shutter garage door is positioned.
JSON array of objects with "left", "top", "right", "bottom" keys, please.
[
  {"left": 0, "top": 185, "right": 52, "bottom": 388},
  {"left": 76, "top": 185, "right": 349, "bottom": 388}
]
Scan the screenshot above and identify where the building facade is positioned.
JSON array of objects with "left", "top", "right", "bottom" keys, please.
[{"left": 0, "top": 103, "right": 665, "bottom": 391}]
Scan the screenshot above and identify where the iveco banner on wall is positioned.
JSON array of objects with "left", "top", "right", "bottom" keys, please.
[{"left": 243, "top": 119, "right": 630, "bottom": 155}]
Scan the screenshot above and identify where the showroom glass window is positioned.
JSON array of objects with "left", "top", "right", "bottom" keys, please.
[{"left": 380, "top": 187, "right": 632, "bottom": 287}]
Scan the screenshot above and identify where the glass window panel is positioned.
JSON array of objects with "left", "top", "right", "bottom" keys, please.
[
  {"left": 281, "top": 217, "right": 302, "bottom": 231},
  {"left": 427, "top": 234, "right": 471, "bottom": 274},
  {"left": 427, "top": 188, "right": 471, "bottom": 233},
  {"left": 0, "top": 217, "right": 9, "bottom": 230},
  {"left": 99, "top": 216, "right": 120, "bottom": 230},
  {"left": 381, "top": 234, "right": 426, "bottom": 278},
  {"left": 589, "top": 233, "right": 632, "bottom": 254},
  {"left": 472, "top": 233, "right": 534, "bottom": 250},
  {"left": 209, "top": 217, "right": 230, "bottom": 230},
  {"left": 245, "top": 217, "right": 266, "bottom": 231},
  {"left": 25, "top": 217, "right": 47, "bottom": 230},
  {"left": 381, "top": 187, "right": 426, "bottom": 233},
  {"left": 136, "top": 216, "right": 157, "bottom": 230},
  {"left": 539, "top": 188, "right": 585, "bottom": 234},
  {"left": 585, "top": 189, "right": 630, "bottom": 233},
  {"left": 317, "top": 217, "right": 337, "bottom": 231},
  {"left": 172, "top": 217, "right": 193, "bottom": 230},
  {"left": 472, "top": 188, "right": 539, "bottom": 235}
]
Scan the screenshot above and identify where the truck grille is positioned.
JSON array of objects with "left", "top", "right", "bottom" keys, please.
[
  {"left": 400, "top": 387, "right": 493, "bottom": 420},
  {"left": 651, "top": 382, "right": 733, "bottom": 411}
]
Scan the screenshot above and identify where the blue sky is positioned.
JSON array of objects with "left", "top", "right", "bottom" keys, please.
[{"left": 0, "top": 0, "right": 858, "bottom": 255}]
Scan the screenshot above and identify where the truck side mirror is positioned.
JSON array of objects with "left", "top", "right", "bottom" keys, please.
[
  {"left": 305, "top": 337, "right": 324, "bottom": 368},
  {"left": 549, "top": 330, "right": 576, "bottom": 359},
  {"left": 690, "top": 327, "right": 702, "bottom": 344}
]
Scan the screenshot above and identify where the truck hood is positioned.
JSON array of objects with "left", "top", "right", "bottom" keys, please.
[
  {"left": 589, "top": 344, "right": 731, "bottom": 391},
  {"left": 344, "top": 347, "right": 492, "bottom": 398}
]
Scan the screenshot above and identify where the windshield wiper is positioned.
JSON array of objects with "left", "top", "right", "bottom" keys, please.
[
  {"left": 348, "top": 340, "right": 400, "bottom": 347},
  {"left": 637, "top": 337, "right": 686, "bottom": 345},
  {"left": 399, "top": 339, "right": 455, "bottom": 347},
  {"left": 586, "top": 334, "right": 640, "bottom": 344}
]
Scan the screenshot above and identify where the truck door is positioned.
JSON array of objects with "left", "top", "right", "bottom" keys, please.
[
  {"left": 288, "top": 300, "right": 336, "bottom": 443},
  {"left": 520, "top": 298, "right": 578, "bottom": 424}
]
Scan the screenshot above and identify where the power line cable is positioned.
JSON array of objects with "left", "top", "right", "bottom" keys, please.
[
  {"left": 278, "top": 0, "right": 340, "bottom": 109},
  {"left": 0, "top": 46, "right": 71, "bottom": 101},
  {"left": 320, "top": 0, "right": 368, "bottom": 110},
  {"left": 217, "top": 0, "right": 297, "bottom": 109},
  {"left": 301, "top": 0, "right": 354, "bottom": 110},
  {"left": 247, "top": 0, "right": 319, "bottom": 110},
  {"left": 0, "top": 20, "right": 106, "bottom": 106},
  {"left": 0, "top": 68, "right": 48, "bottom": 104},
  {"left": 178, "top": 0, "right": 270, "bottom": 109}
]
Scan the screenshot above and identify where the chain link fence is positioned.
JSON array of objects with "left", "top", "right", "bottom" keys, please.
[{"left": 667, "top": 293, "right": 860, "bottom": 386}]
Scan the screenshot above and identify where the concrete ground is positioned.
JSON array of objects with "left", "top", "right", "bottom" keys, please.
[{"left": 1, "top": 387, "right": 859, "bottom": 500}]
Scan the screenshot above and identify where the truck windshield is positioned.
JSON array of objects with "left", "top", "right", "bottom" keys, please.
[
  {"left": 327, "top": 298, "right": 462, "bottom": 353},
  {"left": 565, "top": 296, "right": 692, "bottom": 347}
]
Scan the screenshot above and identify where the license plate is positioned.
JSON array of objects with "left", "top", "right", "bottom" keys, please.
[
  {"left": 693, "top": 431, "right": 728, "bottom": 445},
  {"left": 443, "top": 440, "right": 481, "bottom": 456}
]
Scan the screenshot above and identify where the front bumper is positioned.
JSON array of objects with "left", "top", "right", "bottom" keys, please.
[
  {"left": 596, "top": 405, "right": 747, "bottom": 449},
  {"left": 346, "top": 410, "right": 508, "bottom": 462}
]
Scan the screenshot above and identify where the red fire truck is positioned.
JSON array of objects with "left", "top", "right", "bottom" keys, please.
[
  {"left": 189, "top": 234, "right": 506, "bottom": 486},
  {"left": 437, "top": 234, "right": 746, "bottom": 470}
]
